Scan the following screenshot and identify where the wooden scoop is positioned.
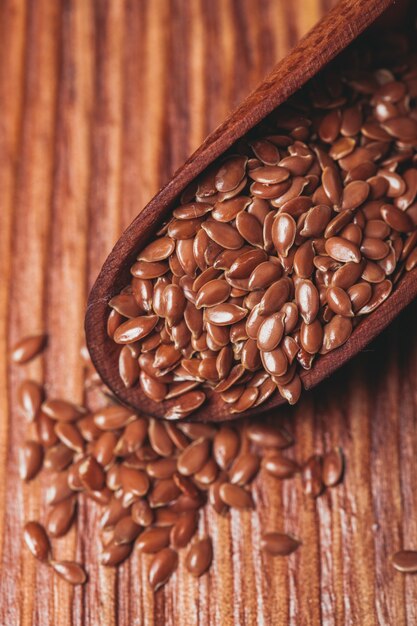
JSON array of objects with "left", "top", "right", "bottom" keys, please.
[{"left": 85, "top": 0, "right": 417, "bottom": 422}]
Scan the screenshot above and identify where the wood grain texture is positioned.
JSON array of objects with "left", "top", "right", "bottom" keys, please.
[{"left": 0, "top": 1, "right": 416, "bottom": 624}]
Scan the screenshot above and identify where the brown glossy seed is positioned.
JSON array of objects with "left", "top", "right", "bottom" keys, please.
[
  {"left": 46, "top": 497, "right": 76, "bottom": 538},
  {"left": 262, "top": 455, "right": 299, "bottom": 478},
  {"left": 139, "top": 370, "right": 168, "bottom": 402},
  {"left": 248, "top": 165, "right": 290, "bottom": 184},
  {"left": 19, "top": 440, "right": 43, "bottom": 481},
  {"left": 116, "top": 418, "right": 148, "bottom": 456},
  {"left": 215, "top": 156, "right": 247, "bottom": 192},
  {"left": 174, "top": 202, "right": 212, "bottom": 219},
  {"left": 405, "top": 248, "right": 417, "bottom": 271},
  {"left": 113, "top": 315, "right": 158, "bottom": 344},
  {"left": 282, "top": 336, "right": 300, "bottom": 365},
  {"left": 163, "top": 284, "right": 186, "bottom": 327},
  {"left": 348, "top": 282, "right": 372, "bottom": 312},
  {"left": 137, "top": 237, "right": 175, "bottom": 262},
  {"left": 55, "top": 422, "right": 84, "bottom": 453},
  {"left": 293, "top": 240, "right": 315, "bottom": 278},
  {"left": 319, "top": 109, "right": 341, "bottom": 142},
  {"left": 113, "top": 516, "right": 141, "bottom": 545},
  {"left": 211, "top": 196, "right": 250, "bottom": 222},
  {"left": 170, "top": 511, "right": 198, "bottom": 549},
  {"left": 251, "top": 179, "right": 291, "bottom": 200},
  {"left": 330, "top": 261, "right": 362, "bottom": 289},
  {"left": 118, "top": 345, "right": 140, "bottom": 388},
  {"left": 300, "top": 319, "right": 323, "bottom": 355},
  {"left": 136, "top": 526, "right": 171, "bottom": 554},
  {"left": 322, "top": 166, "right": 342, "bottom": 205},
  {"left": 357, "top": 279, "right": 392, "bottom": 314},
  {"left": 178, "top": 421, "right": 216, "bottom": 440},
  {"left": 177, "top": 438, "right": 210, "bottom": 476},
  {"left": 229, "top": 453, "right": 260, "bottom": 486},
  {"left": 51, "top": 561, "right": 87, "bottom": 585},
  {"left": 361, "top": 260, "right": 386, "bottom": 283},
  {"left": 235, "top": 212, "right": 264, "bottom": 250},
  {"left": 165, "top": 391, "right": 206, "bottom": 420},
  {"left": 278, "top": 373, "right": 302, "bottom": 405},
  {"left": 131, "top": 260, "right": 168, "bottom": 279},
  {"left": 131, "top": 278, "right": 154, "bottom": 312},
  {"left": 100, "top": 541, "right": 132, "bottom": 566},
  {"left": 147, "top": 458, "right": 177, "bottom": 480},
  {"left": 341, "top": 180, "right": 369, "bottom": 210},
  {"left": 229, "top": 386, "right": 260, "bottom": 413},
  {"left": 295, "top": 279, "right": 319, "bottom": 324},
  {"left": 11, "top": 334, "right": 46, "bottom": 364},
  {"left": 326, "top": 286, "right": 353, "bottom": 316},
  {"left": 329, "top": 136, "right": 355, "bottom": 160},
  {"left": 322, "top": 447, "right": 344, "bottom": 487},
  {"left": 204, "top": 304, "right": 247, "bottom": 326},
  {"left": 227, "top": 249, "right": 268, "bottom": 280},
  {"left": 148, "top": 547, "right": 178, "bottom": 591},
  {"left": 300, "top": 204, "right": 332, "bottom": 238},
  {"left": 79, "top": 456, "right": 105, "bottom": 491},
  {"left": 120, "top": 465, "right": 150, "bottom": 497},
  {"left": 360, "top": 237, "right": 389, "bottom": 261},
  {"left": 259, "top": 279, "right": 291, "bottom": 316},
  {"left": 302, "top": 455, "right": 324, "bottom": 498},
  {"left": 196, "top": 280, "right": 231, "bottom": 309},
  {"left": 194, "top": 458, "right": 219, "bottom": 485},
  {"left": 93, "top": 405, "right": 136, "bottom": 430},
  {"left": 364, "top": 219, "right": 390, "bottom": 239},
  {"left": 340, "top": 104, "right": 362, "bottom": 136},
  {"left": 148, "top": 479, "right": 181, "bottom": 508},
  {"left": 261, "top": 348, "right": 287, "bottom": 377},
  {"left": 166, "top": 380, "right": 200, "bottom": 400},
  {"left": 257, "top": 312, "right": 285, "bottom": 351},
  {"left": 18, "top": 380, "right": 43, "bottom": 421},
  {"left": 247, "top": 423, "right": 292, "bottom": 448},
  {"left": 109, "top": 293, "right": 142, "bottom": 318},
  {"left": 321, "top": 315, "right": 352, "bottom": 354},
  {"left": 42, "top": 399, "right": 84, "bottom": 423},
  {"left": 148, "top": 419, "right": 174, "bottom": 457},
  {"left": 185, "top": 537, "right": 213, "bottom": 577},
  {"left": 209, "top": 474, "right": 229, "bottom": 514},
  {"left": 272, "top": 213, "right": 296, "bottom": 257},
  {"left": 219, "top": 483, "right": 254, "bottom": 509},
  {"left": 44, "top": 443, "right": 74, "bottom": 472},
  {"left": 131, "top": 500, "right": 154, "bottom": 527},
  {"left": 381, "top": 117, "right": 417, "bottom": 142},
  {"left": 91, "top": 431, "right": 118, "bottom": 467},
  {"left": 46, "top": 470, "right": 73, "bottom": 505},
  {"left": 396, "top": 169, "right": 417, "bottom": 211},
  {"left": 201, "top": 221, "right": 244, "bottom": 250},
  {"left": 248, "top": 261, "right": 282, "bottom": 290},
  {"left": 251, "top": 139, "right": 280, "bottom": 164},
  {"left": 325, "top": 237, "right": 361, "bottom": 263},
  {"left": 340, "top": 223, "right": 362, "bottom": 246},
  {"left": 213, "top": 427, "right": 240, "bottom": 470},
  {"left": 100, "top": 497, "right": 126, "bottom": 529},
  {"left": 261, "top": 532, "right": 300, "bottom": 556},
  {"left": 381, "top": 204, "right": 412, "bottom": 233},
  {"left": 392, "top": 550, "right": 417, "bottom": 573},
  {"left": 23, "top": 521, "right": 50, "bottom": 561},
  {"left": 324, "top": 209, "right": 354, "bottom": 239}
]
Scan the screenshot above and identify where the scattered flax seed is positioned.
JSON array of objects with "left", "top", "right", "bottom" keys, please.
[{"left": 11, "top": 334, "right": 47, "bottom": 364}]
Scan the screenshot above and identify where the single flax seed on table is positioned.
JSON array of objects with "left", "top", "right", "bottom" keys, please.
[{"left": 10, "top": 27, "right": 417, "bottom": 592}]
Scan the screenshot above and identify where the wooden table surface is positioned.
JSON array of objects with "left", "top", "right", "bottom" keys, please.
[{"left": 1, "top": 0, "right": 416, "bottom": 624}]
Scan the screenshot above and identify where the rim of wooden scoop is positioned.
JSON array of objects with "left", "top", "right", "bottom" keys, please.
[{"left": 85, "top": 0, "right": 412, "bottom": 422}]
